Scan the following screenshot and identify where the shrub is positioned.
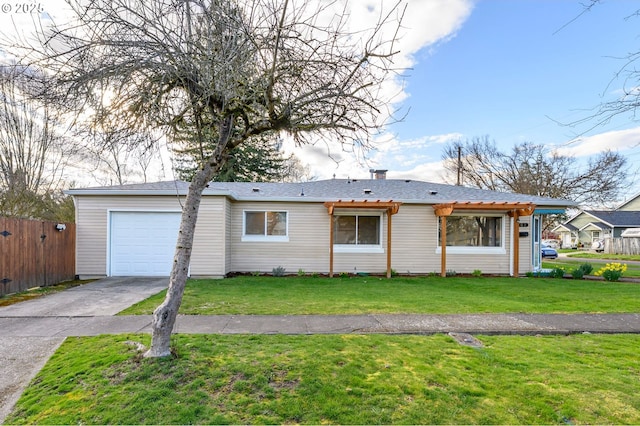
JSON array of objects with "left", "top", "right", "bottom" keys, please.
[
  {"left": 571, "top": 268, "right": 584, "bottom": 279},
  {"left": 551, "top": 267, "right": 565, "bottom": 279},
  {"left": 446, "top": 269, "right": 457, "bottom": 277},
  {"left": 472, "top": 269, "right": 482, "bottom": 277},
  {"left": 571, "top": 263, "right": 593, "bottom": 279},
  {"left": 594, "top": 263, "right": 627, "bottom": 282},
  {"left": 297, "top": 268, "right": 306, "bottom": 277},
  {"left": 272, "top": 266, "right": 286, "bottom": 277},
  {"left": 579, "top": 263, "right": 593, "bottom": 275},
  {"left": 525, "top": 271, "right": 534, "bottom": 278}
]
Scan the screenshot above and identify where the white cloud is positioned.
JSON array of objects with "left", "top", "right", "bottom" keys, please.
[
  {"left": 387, "top": 160, "right": 449, "bottom": 183},
  {"left": 1, "top": 0, "right": 475, "bottom": 185},
  {"left": 554, "top": 126, "right": 640, "bottom": 157},
  {"left": 283, "top": 131, "right": 462, "bottom": 181}
]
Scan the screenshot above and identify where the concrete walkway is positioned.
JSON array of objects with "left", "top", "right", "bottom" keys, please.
[
  {"left": 1, "top": 277, "right": 640, "bottom": 423},
  {"left": 2, "top": 313, "right": 640, "bottom": 338}
]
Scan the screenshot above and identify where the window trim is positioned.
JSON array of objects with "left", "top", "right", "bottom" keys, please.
[
  {"left": 436, "top": 213, "right": 506, "bottom": 255},
  {"left": 242, "top": 210, "right": 289, "bottom": 242},
  {"left": 333, "top": 211, "right": 384, "bottom": 253}
]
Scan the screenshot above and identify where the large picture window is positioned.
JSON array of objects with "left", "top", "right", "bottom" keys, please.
[
  {"left": 243, "top": 211, "right": 287, "bottom": 241},
  {"left": 439, "top": 215, "right": 503, "bottom": 248},
  {"left": 333, "top": 214, "right": 381, "bottom": 251}
]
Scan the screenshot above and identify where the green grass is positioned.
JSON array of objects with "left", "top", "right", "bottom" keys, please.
[
  {"left": 565, "top": 252, "right": 640, "bottom": 261},
  {"left": 0, "top": 279, "right": 95, "bottom": 307},
  {"left": 7, "top": 333, "right": 640, "bottom": 425},
  {"left": 120, "top": 275, "right": 640, "bottom": 315}
]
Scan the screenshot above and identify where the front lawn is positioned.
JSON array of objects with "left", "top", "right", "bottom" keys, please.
[
  {"left": 120, "top": 275, "right": 640, "bottom": 315},
  {"left": 7, "top": 333, "right": 640, "bottom": 425}
]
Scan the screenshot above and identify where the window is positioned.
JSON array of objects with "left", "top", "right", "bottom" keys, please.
[
  {"left": 333, "top": 214, "right": 382, "bottom": 252},
  {"left": 438, "top": 215, "right": 504, "bottom": 253},
  {"left": 243, "top": 211, "right": 287, "bottom": 241}
]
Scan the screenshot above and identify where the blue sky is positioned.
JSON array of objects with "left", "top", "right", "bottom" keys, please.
[
  {"left": 2, "top": 0, "right": 639, "bottom": 196},
  {"left": 290, "top": 0, "right": 640, "bottom": 199}
]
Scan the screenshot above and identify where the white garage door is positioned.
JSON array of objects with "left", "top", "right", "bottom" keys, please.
[{"left": 109, "top": 211, "right": 181, "bottom": 276}]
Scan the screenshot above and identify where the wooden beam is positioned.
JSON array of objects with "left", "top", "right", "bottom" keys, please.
[
  {"left": 433, "top": 203, "right": 454, "bottom": 217},
  {"left": 513, "top": 215, "right": 520, "bottom": 277},
  {"left": 324, "top": 200, "right": 402, "bottom": 211},
  {"left": 434, "top": 202, "right": 535, "bottom": 213},
  {"left": 440, "top": 216, "right": 447, "bottom": 277},
  {"left": 329, "top": 213, "right": 334, "bottom": 278},
  {"left": 387, "top": 209, "right": 392, "bottom": 278}
]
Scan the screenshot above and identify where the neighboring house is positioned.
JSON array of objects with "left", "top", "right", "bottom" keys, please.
[
  {"left": 553, "top": 193, "right": 640, "bottom": 249},
  {"left": 66, "top": 175, "right": 575, "bottom": 278}
]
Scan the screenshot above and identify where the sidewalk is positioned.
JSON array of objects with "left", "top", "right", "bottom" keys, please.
[{"left": 2, "top": 313, "right": 640, "bottom": 338}]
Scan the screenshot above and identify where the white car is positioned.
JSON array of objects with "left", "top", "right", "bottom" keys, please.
[
  {"left": 542, "top": 239, "right": 560, "bottom": 249},
  {"left": 591, "top": 240, "right": 605, "bottom": 252}
]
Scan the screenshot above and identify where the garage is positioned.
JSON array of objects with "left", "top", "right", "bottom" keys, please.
[{"left": 109, "top": 211, "right": 181, "bottom": 276}]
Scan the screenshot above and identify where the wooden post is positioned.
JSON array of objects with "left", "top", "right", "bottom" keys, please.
[
  {"left": 440, "top": 216, "right": 447, "bottom": 277},
  {"left": 510, "top": 211, "right": 520, "bottom": 277},
  {"left": 329, "top": 213, "right": 334, "bottom": 278},
  {"left": 386, "top": 209, "right": 392, "bottom": 278}
]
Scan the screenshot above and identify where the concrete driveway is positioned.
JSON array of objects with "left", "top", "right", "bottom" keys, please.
[
  {"left": 0, "top": 277, "right": 168, "bottom": 423},
  {"left": 0, "top": 277, "right": 168, "bottom": 317}
]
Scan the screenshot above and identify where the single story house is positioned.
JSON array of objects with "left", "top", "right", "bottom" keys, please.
[
  {"left": 553, "top": 210, "right": 640, "bottom": 249},
  {"left": 66, "top": 176, "right": 576, "bottom": 278}
]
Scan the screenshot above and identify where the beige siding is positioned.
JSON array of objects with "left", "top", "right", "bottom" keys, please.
[
  {"left": 75, "top": 194, "right": 535, "bottom": 277},
  {"left": 224, "top": 198, "right": 232, "bottom": 274},
  {"left": 392, "top": 205, "right": 439, "bottom": 274},
  {"left": 518, "top": 215, "right": 533, "bottom": 273},
  {"left": 228, "top": 202, "right": 524, "bottom": 275},
  {"left": 74, "top": 195, "right": 227, "bottom": 277},
  {"left": 619, "top": 194, "right": 640, "bottom": 211},
  {"left": 229, "top": 201, "right": 331, "bottom": 273},
  {"left": 190, "top": 197, "right": 226, "bottom": 277}
]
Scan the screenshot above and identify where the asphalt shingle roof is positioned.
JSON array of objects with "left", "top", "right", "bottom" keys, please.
[
  {"left": 584, "top": 210, "right": 640, "bottom": 227},
  {"left": 67, "top": 179, "right": 575, "bottom": 207}
]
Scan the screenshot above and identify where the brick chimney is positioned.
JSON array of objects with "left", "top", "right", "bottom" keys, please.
[{"left": 374, "top": 169, "right": 388, "bottom": 180}]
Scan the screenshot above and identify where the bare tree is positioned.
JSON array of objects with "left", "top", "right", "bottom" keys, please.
[
  {"left": 0, "top": 65, "right": 71, "bottom": 219},
  {"left": 561, "top": 2, "right": 640, "bottom": 132},
  {"left": 19, "top": 0, "right": 405, "bottom": 356},
  {"left": 81, "top": 125, "right": 162, "bottom": 186},
  {"left": 280, "top": 153, "right": 317, "bottom": 182},
  {"left": 442, "top": 136, "right": 630, "bottom": 207}
]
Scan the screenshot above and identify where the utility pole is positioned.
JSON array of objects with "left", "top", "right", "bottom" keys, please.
[{"left": 456, "top": 145, "right": 462, "bottom": 186}]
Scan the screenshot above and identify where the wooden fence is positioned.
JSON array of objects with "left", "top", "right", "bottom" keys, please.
[
  {"left": 603, "top": 237, "right": 640, "bottom": 256},
  {"left": 0, "top": 217, "right": 75, "bottom": 296}
]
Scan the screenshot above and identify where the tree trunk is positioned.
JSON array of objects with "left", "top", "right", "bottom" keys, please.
[
  {"left": 144, "top": 166, "right": 213, "bottom": 358},
  {"left": 145, "top": 116, "right": 233, "bottom": 358}
]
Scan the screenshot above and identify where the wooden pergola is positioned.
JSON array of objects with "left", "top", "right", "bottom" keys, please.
[
  {"left": 433, "top": 202, "right": 536, "bottom": 277},
  {"left": 324, "top": 200, "right": 402, "bottom": 278}
]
